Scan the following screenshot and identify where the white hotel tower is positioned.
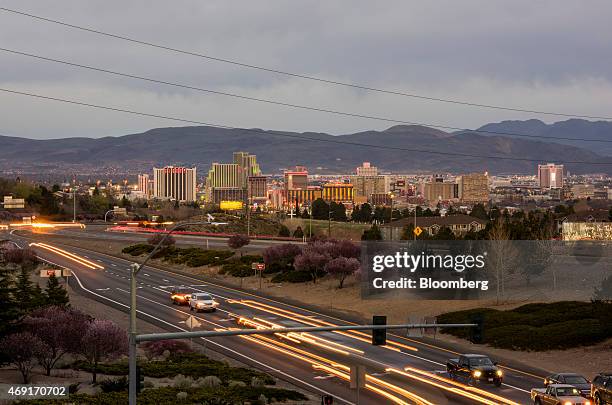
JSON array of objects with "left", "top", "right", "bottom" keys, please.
[{"left": 153, "top": 166, "right": 197, "bottom": 202}]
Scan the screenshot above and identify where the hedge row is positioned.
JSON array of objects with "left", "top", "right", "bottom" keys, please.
[{"left": 437, "top": 301, "right": 612, "bottom": 351}]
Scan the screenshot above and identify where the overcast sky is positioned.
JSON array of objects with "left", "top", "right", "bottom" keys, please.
[{"left": 1, "top": 1, "right": 611, "bottom": 140}]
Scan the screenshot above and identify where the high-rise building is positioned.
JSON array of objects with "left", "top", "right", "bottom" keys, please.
[
  {"left": 457, "top": 173, "right": 489, "bottom": 204},
  {"left": 538, "top": 163, "right": 564, "bottom": 189},
  {"left": 420, "top": 177, "right": 458, "bottom": 202},
  {"left": 205, "top": 152, "right": 261, "bottom": 203},
  {"left": 247, "top": 175, "right": 268, "bottom": 203},
  {"left": 153, "top": 166, "right": 197, "bottom": 202},
  {"left": 350, "top": 163, "right": 388, "bottom": 204},
  {"left": 284, "top": 166, "right": 308, "bottom": 191},
  {"left": 356, "top": 162, "right": 378, "bottom": 176},
  {"left": 137, "top": 174, "right": 149, "bottom": 195},
  {"left": 233, "top": 151, "right": 261, "bottom": 186}
]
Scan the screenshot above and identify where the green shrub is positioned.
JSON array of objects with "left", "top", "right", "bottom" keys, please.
[
  {"left": 122, "top": 244, "right": 154, "bottom": 256},
  {"left": 271, "top": 270, "right": 312, "bottom": 283},
  {"left": 141, "top": 353, "right": 275, "bottom": 384},
  {"left": 69, "top": 360, "right": 128, "bottom": 375},
  {"left": 99, "top": 376, "right": 128, "bottom": 393},
  {"left": 437, "top": 301, "right": 612, "bottom": 351},
  {"left": 238, "top": 255, "right": 263, "bottom": 264},
  {"left": 220, "top": 262, "right": 254, "bottom": 277}
]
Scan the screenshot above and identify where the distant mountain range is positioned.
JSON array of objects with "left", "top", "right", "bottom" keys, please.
[
  {"left": 474, "top": 118, "right": 612, "bottom": 156},
  {"left": 1, "top": 120, "right": 612, "bottom": 175}
]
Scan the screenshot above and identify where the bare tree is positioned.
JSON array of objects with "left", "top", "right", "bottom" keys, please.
[{"left": 487, "top": 219, "right": 519, "bottom": 303}]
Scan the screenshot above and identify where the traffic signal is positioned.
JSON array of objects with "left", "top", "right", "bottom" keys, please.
[
  {"left": 372, "top": 315, "right": 387, "bottom": 346},
  {"left": 321, "top": 394, "right": 334, "bottom": 404},
  {"left": 469, "top": 314, "right": 484, "bottom": 344},
  {"left": 136, "top": 365, "right": 145, "bottom": 393}
]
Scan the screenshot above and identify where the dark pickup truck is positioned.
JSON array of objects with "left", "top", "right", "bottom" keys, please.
[
  {"left": 447, "top": 354, "right": 503, "bottom": 387},
  {"left": 591, "top": 373, "right": 612, "bottom": 405}
]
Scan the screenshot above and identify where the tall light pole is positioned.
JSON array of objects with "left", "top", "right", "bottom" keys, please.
[
  {"left": 328, "top": 201, "right": 332, "bottom": 238},
  {"left": 414, "top": 205, "right": 417, "bottom": 241},
  {"left": 72, "top": 187, "right": 76, "bottom": 223},
  {"left": 389, "top": 193, "right": 395, "bottom": 240},
  {"left": 128, "top": 221, "right": 207, "bottom": 405}
]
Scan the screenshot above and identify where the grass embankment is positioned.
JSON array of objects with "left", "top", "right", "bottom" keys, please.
[{"left": 437, "top": 301, "right": 612, "bottom": 351}]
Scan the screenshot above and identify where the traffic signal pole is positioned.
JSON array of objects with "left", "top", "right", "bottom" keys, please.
[{"left": 128, "top": 221, "right": 210, "bottom": 405}]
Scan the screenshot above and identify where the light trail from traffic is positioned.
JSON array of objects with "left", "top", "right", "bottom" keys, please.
[
  {"left": 29, "top": 242, "right": 104, "bottom": 269},
  {"left": 232, "top": 301, "right": 519, "bottom": 405}
]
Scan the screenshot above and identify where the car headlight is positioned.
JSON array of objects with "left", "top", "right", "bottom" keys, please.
[
  {"left": 496, "top": 370, "right": 503, "bottom": 377},
  {"left": 564, "top": 401, "right": 572, "bottom": 405},
  {"left": 585, "top": 401, "right": 591, "bottom": 405},
  {"left": 473, "top": 370, "right": 482, "bottom": 378}
]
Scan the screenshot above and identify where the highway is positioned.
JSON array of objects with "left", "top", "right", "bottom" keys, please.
[{"left": 9, "top": 229, "right": 543, "bottom": 404}]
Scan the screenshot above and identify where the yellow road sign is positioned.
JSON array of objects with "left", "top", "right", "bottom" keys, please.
[{"left": 413, "top": 226, "right": 423, "bottom": 236}]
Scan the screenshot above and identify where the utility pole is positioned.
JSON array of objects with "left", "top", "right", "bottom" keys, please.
[
  {"left": 414, "top": 205, "right": 417, "bottom": 241},
  {"left": 128, "top": 221, "right": 208, "bottom": 405}
]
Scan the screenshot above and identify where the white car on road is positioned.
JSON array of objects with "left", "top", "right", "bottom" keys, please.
[{"left": 188, "top": 293, "right": 218, "bottom": 313}]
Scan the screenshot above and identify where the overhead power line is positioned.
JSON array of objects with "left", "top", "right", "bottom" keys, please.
[
  {"left": 1, "top": 6, "right": 611, "bottom": 121},
  {"left": 2, "top": 47, "right": 611, "bottom": 145},
  {"left": 1, "top": 87, "right": 610, "bottom": 165}
]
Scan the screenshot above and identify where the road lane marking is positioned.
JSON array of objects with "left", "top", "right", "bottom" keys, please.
[
  {"left": 68, "top": 272, "right": 353, "bottom": 404},
  {"left": 28, "top": 238, "right": 541, "bottom": 387},
  {"left": 96, "top": 288, "right": 110, "bottom": 291}
]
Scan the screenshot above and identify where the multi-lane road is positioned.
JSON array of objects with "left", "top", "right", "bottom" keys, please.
[{"left": 8, "top": 228, "right": 545, "bottom": 404}]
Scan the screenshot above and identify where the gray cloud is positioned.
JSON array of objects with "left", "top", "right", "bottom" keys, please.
[{"left": 1, "top": 0, "right": 611, "bottom": 139}]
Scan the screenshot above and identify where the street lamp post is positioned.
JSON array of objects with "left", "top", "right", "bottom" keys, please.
[
  {"left": 328, "top": 202, "right": 332, "bottom": 238},
  {"left": 128, "top": 221, "right": 208, "bottom": 405},
  {"left": 72, "top": 187, "right": 76, "bottom": 223},
  {"left": 104, "top": 209, "right": 115, "bottom": 222},
  {"left": 389, "top": 193, "right": 395, "bottom": 240}
]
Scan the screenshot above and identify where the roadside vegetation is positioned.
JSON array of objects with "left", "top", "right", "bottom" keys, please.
[
  {"left": 34, "top": 340, "right": 307, "bottom": 405},
  {"left": 122, "top": 234, "right": 361, "bottom": 288},
  {"left": 437, "top": 301, "right": 612, "bottom": 351}
]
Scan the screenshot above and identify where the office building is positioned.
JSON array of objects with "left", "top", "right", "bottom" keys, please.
[
  {"left": 286, "top": 187, "right": 323, "bottom": 207},
  {"left": 538, "top": 163, "right": 564, "bottom": 189},
  {"left": 457, "top": 173, "right": 489, "bottom": 204},
  {"left": 356, "top": 162, "right": 378, "bottom": 176},
  {"left": 571, "top": 184, "right": 595, "bottom": 199},
  {"left": 153, "top": 166, "right": 197, "bottom": 202},
  {"left": 284, "top": 166, "right": 309, "bottom": 191},
  {"left": 206, "top": 152, "right": 261, "bottom": 203},
  {"left": 322, "top": 183, "right": 354, "bottom": 203},
  {"left": 248, "top": 175, "right": 268, "bottom": 203},
  {"left": 350, "top": 162, "right": 388, "bottom": 205},
  {"left": 420, "top": 177, "right": 458, "bottom": 202},
  {"left": 137, "top": 174, "right": 149, "bottom": 196}
]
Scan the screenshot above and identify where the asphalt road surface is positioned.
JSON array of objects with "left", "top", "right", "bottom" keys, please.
[{"left": 9, "top": 230, "right": 543, "bottom": 405}]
